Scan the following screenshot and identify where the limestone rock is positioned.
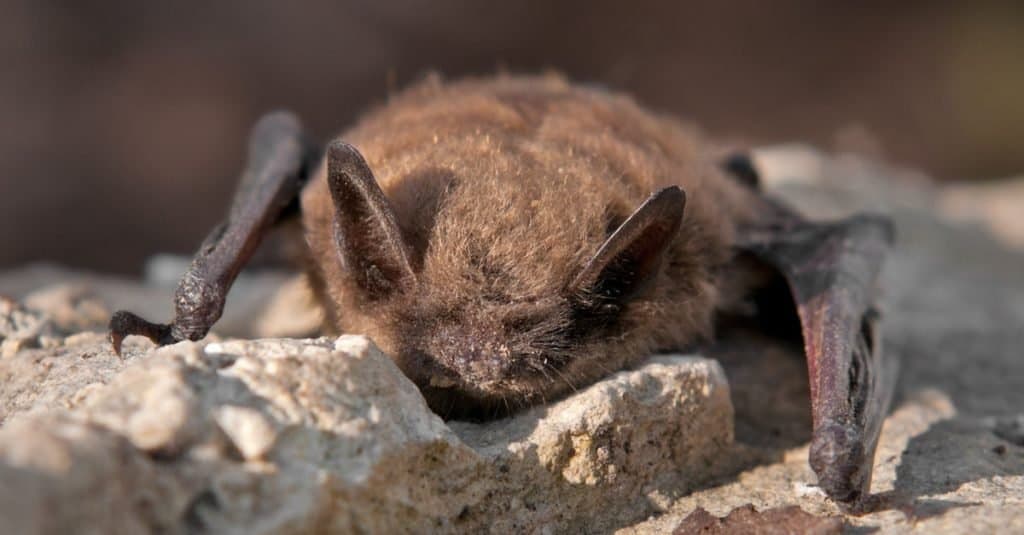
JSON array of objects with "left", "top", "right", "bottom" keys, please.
[
  {"left": 0, "top": 335, "right": 734, "bottom": 534},
  {"left": 0, "top": 412, "right": 187, "bottom": 535},
  {"left": 672, "top": 505, "right": 843, "bottom": 535},
  {"left": 0, "top": 263, "right": 320, "bottom": 340},
  {"left": 0, "top": 331, "right": 133, "bottom": 424},
  {"left": 450, "top": 355, "right": 734, "bottom": 533},
  {"left": 0, "top": 296, "right": 61, "bottom": 357},
  {"left": 939, "top": 176, "right": 1024, "bottom": 251}
]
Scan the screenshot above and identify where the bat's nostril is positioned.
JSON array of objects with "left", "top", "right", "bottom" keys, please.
[
  {"left": 438, "top": 331, "right": 517, "bottom": 382},
  {"left": 434, "top": 321, "right": 520, "bottom": 381},
  {"left": 461, "top": 349, "right": 516, "bottom": 381}
]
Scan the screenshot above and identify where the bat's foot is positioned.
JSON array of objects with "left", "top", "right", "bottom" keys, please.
[{"left": 108, "top": 310, "right": 177, "bottom": 357}]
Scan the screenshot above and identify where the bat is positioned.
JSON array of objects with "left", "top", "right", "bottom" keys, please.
[{"left": 108, "top": 75, "right": 896, "bottom": 505}]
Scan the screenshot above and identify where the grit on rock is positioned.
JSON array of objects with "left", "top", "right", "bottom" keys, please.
[
  {"left": 2, "top": 147, "right": 1023, "bottom": 533},
  {"left": 0, "top": 333, "right": 734, "bottom": 533}
]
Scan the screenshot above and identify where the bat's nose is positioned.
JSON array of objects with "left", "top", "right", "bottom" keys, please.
[
  {"left": 455, "top": 343, "right": 516, "bottom": 382},
  {"left": 435, "top": 326, "right": 518, "bottom": 382}
]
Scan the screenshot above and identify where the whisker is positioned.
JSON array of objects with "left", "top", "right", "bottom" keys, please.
[{"left": 548, "top": 362, "right": 579, "bottom": 393}]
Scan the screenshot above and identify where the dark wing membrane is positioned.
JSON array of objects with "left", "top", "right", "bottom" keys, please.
[
  {"left": 109, "top": 111, "right": 319, "bottom": 354},
  {"left": 737, "top": 213, "right": 897, "bottom": 504}
]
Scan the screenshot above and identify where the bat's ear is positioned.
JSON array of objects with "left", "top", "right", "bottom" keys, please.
[
  {"left": 327, "top": 141, "right": 416, "bottom": 300},
  {"left": 568, "top": 186, "right": 686, "bottom": 304}
]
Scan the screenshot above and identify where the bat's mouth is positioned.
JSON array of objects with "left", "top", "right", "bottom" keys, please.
[
  {"left": 395, "top": 345, "right": 561, "bottom": 421},
  {"left": 415, "top": 378, "right": 547, "bottom": 421}
]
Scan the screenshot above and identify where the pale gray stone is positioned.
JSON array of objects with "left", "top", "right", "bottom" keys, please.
[
  {"left": 0, "top": 335, "right": 734, "bottom": 534},
  {"left": 939, "top": 176, "right": 1024, "bottom": 251}
]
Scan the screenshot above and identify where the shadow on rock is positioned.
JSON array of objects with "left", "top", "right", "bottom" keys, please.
[
  {"left": 707, "top": 329, "right": 813, "bottom": 451},
  {"left": 894, "top": 415, "right": 1024, "bottom": 500}
]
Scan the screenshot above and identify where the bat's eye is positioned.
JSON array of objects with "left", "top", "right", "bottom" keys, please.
[
  {"left": 566, "top": 299, "right": 625, "bottom": 336},
  {"left": 503, "top": 313, "right": 545, "bottom": 333},
  {"left": 575, "top": 300, "right": 622, "bottom": 317}
]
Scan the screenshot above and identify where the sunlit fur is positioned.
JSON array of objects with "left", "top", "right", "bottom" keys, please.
[{"left": 301, "top": 74, "right": 761, "bottom": 419}]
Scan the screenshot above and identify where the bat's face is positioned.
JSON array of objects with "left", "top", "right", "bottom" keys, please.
[
  {"left": 300, "top": 144, "right": 697, "bottom": 419},
  {"left": 372, "top": 289, "right": 583, "bottom": 418},
  {"left": 329, "top": 241, "right": 690, "bottom": 419}
]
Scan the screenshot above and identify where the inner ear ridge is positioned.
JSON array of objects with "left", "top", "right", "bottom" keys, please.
[
  {"left": 327, "top": 141, "right": 416, "bottom": 297},
  {"left": 569, "top": 186, "right": 686, "bottom": 301}
]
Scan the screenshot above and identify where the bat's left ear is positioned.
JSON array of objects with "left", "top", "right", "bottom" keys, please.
[
  {"left": 568, "top": 186, "right": 686, "bottom": 304},
  {"left": 327, "top": 141, "right": 416, "bottom": 301}
]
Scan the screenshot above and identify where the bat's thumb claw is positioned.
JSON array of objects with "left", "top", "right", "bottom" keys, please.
[
  {"left": 109, "top": 330, "right": 125, "bottom": 358},
  {"left": 108, "top": 310, "right": 175, "bottom": 357}
]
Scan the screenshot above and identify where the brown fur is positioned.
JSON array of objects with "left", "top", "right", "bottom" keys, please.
[{"left": 300, "top": 74, "right": 761, "bottom": 418}]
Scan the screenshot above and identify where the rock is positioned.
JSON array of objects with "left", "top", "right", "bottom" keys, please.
[
  {"left": 0, "top": 412, "right": 188, "bottom": 534},
  {"left": 0, "top": 335, "right": 734, "bottom": 533},
  {"left": 992, "top": 415, "right": 1024, "bottom": 448},
  {"left": 0, "top": 331, "right": 134, "bottom": 424},
  {"left": 939, "top": 176, "right": 1024, "bottom": 251},
  {"left": 0, "top": 265, "right": 172, "bottom": 331},
  {"left": 0, "top": 296, "right": 65, "bottom": 358},
  {"left": 212, "top": 405, "right": 278, "bottom": 461},
  {"left": 672, "top": 505, "right": 843, "bottom": 535},
  {"left": 0, "top": 263, "right": 320, "bottom": 340},
  {"left": 22, "top": 284, "right": 112, "bottom": 333},
  {"left": 450, "top": 355, "right": 734, "bottom": 533}
]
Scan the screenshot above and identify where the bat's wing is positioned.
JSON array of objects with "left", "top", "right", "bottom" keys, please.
[
  {"left": 727, "top": 156, "right": 898, "bottom": 505},
  {"left": 109, "top": 111, "right": 319, "bottom": 354}
]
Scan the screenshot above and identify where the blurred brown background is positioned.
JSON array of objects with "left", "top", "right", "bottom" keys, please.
[{"left": 2, "top": 1, "right": 1023, "bottom": 274}]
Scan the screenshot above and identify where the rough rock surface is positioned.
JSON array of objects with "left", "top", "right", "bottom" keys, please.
[
  {"left": 672, "top": 505, "right": 843, "bottom": 534},
  {"left": 0, "top": 330, "right": 733, "bottom": 533},
  {"left": 0, "top": 260, "right": 321, "bottom": 340},
  {"left": 939, "top": 176, "right": 1024, "bottom": 251},
  {"left": 2, "top": 147, "right": 1023, "bottom": 533}
]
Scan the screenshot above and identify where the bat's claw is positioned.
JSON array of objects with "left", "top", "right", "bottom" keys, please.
[{"left": 108, "top": 310, "right": 177, "bottom": 357}]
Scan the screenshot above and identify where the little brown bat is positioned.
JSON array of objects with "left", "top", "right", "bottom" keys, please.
[{"left": 109, "top": 74, "right": 896, "bottom": 505}]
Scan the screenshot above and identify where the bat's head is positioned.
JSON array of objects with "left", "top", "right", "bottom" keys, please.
[{"left": 304, "top": 141, "right": 711, "bottom": 419}]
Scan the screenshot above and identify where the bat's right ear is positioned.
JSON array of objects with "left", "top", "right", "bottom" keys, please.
[
  {"left": 568, "top": 186, "right": 686, "bottom": 304},
  {"left": 327, "top": 141, "right": 416, "bottom": 300}
]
